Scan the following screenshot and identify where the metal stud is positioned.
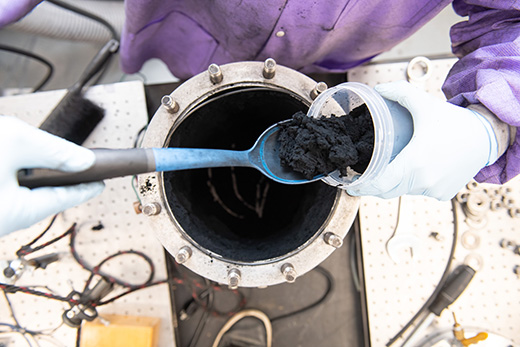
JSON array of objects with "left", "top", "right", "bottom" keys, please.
[
  {"left": 263, "top": 58, "right": 276, "bottom": 79},
  {"left": 228, "top": 268, "right": 241, "bottom": 289},
  {"left": 323, "top": 232, "right": 343, "bottom": 248},
  {"left": 142, "top": 202, "right": 161, "bottom": 216},
  {"left": 310, "top": 81, "right": 327, "bottom": 100},
  {"left": 161, "top": 95, "right": 179, "bottom": 113},
  {"left": 175, "top": 246, "right": 192, "bottom": 264},
  {"left": 208, "top": 63, "right": 223, "bottom": 84},
  {"left": 281, "top": 263, "right": 297, "bottom": 283}
]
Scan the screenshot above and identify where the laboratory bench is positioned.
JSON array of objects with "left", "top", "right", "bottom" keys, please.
[{"left": 0, "top": 57, "right": 518, "bottom": 347}]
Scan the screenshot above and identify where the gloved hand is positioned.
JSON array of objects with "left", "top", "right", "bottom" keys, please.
[
  {"left": 0, "top": 116, "right": 104, "bottom": 236},
  {"left": 347, "top": 81, "right": 498, "bottom": 201}
]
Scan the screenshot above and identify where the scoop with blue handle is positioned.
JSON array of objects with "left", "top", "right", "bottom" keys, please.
[{"left": 18, "top": 122, "right": 323, "bottom": 189}]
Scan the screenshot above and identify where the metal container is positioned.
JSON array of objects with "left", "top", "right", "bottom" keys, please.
[{"left": 138, "top": 60, "right": 360, "bottom": 287}]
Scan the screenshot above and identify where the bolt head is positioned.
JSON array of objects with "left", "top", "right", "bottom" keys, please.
[
  {"left": 161, "top": 95, "right": 179, "bottom": 113},
  {"left": 228, "top": 269, "right": 241, "bottom": 289},
  {"left": 324, "top": 232, "right": 343, "bottom": 248},
  {"left": 263, "top": 58, "right": 276, "bottom": 79},
  {"left": 310, "top": 81, "right": 328, "bottom": 100},
  {"left": 175, "top": 247, "right": 192, "bottom": 264},
  {"left": 281, "top": 263, "right": 297, "bottom": 283},
  {"left": 208, "top": 64, "right": 223, "bottom": 83},
  {"left": 142, "top": 202, "right": 161, "bottom": 216}
]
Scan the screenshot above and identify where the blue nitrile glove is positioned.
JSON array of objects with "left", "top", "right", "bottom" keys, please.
[
  {"left": 347, "top": 81, "right": 498, "bottom": 201},
  {"left": 0, "top": 116, "right": 104, "bottom": 236}
]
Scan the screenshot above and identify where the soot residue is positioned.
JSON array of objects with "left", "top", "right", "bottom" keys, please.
[{"left": 278, "top": 104, "right": 374, "bottom": 179}]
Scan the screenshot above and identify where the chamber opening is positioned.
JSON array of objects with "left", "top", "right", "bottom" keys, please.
[{"left": 164, "top": 88, "right": 338, "bottom": 262}]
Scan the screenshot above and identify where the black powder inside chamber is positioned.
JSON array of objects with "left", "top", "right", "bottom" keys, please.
[{"left": 278, "top": 104, "right": 374, "bottom": 179}]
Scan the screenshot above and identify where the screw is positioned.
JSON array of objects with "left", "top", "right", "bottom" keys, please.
[
  {"left": 513, "top": 265, "right": 520, "bottom": 278},
  {"left": 281, "top": 263, "right": 297, "bottom": 283},
  {"left": 263, "top": 58, "right": 276, "bottom": 79},
  {"left": 323, "top": 232, "right": 343, "bottom": 248},
  {"left": 429, "top": 231, "right": 444, "bottom": 242},
  {"left": 161, "top": 95, "right": 179, "bottom": 113},
  {"left": 228, "top": 268, "right": 241, "bottom": 289},
  {"left": 142, "top": 202, "right": 161, "bottom": 216},
  {"left": 208, "top": 63, "right": 223, "bottom": 84},
  {"left": 175, "top": 247, "right": 192, "bottom": 264},
  {"left": 310, "top": 81, "right": 327, "bottom": 100}
]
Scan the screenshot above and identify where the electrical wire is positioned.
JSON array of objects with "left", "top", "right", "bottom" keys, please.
[
  {"left": 69, "top": 224, "right": 155, "bottom": 289},
  {"left": 1, "top": 290, "right": 55, "bottom": 347},
  {"left": 46, "top": 0, "right": 119, "bottom": 40},
  {"left": 385, "top": 198, "right": 460, "bottom": 346},
  {"left": 45, "top": 0, "right": 120, "bottom": 88},
  {"left": 0, "top": 44, "right": 54, "bottom": 92},
  {"left": 0, "top": 283, "right": 79, "bottom": 305},
  {"left": 211, "top": 309, "right": 273, "bottom": 347},
  {"left": 270, "top": 266, "right": 334, "bottom": 322},
  {"left": 187, "top": 280, "right": 214, "bottom": 347},
  {"left": 16, "top": 217, "right": 70, "bottom": 257}
]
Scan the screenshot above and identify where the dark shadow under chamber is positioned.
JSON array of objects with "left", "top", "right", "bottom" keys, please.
[{"left": 164, "top": 88, "right": 338, "bottom": 262}]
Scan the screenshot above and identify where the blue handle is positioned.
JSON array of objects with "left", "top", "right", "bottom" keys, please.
[{"left": 152, "top": 148, "right": 251, "bottom": 172}]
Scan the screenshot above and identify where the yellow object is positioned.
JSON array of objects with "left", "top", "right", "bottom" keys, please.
[
  {"left": 80, "top": 314, "right": 160, "bottom": 347},
  {"left": 452, "top": 312, "right": 488, "bottom": 347},
  {"left": 460, "top": 332, "right": 489, "bottom": 346}
]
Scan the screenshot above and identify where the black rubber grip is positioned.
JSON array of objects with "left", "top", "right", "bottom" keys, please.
[
  {"left": 429, "top": 264, "right": 476, "bottom": 316},
  {"left": 17, "top": 148, "right": 155, "bottom": 189}
]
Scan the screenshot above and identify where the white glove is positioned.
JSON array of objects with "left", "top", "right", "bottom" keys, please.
[
  {"left": 0, "top": 116, "right": 104, "bottom": 236},
  {"left": 347, "top": 81, "right": 498, "bottom": 201}
]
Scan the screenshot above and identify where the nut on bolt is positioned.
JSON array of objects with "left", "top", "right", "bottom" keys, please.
[
  {"left": 263, "top": 58, "right": 276, "bottom": 79},
  {"left": 161, "top": 95, "right": 179, "bottom": 113},
  {"left": 281, "top": 263, "right": 297, "bottom": 283},
  {"left": 228, "top": 268, "right": 241, "bottom": 289},
  {"left": 310, "top": 81, "right": 327, "bottom": 100},
  {"left": 142, "top": 202, "right": 161, "bottom": 216},
  {"left": 175, "top": 246, "right": 192, "bottom": 264},
  {"left": 208, "top": 63, "right": 223, "bottom": 84},
  {"left": 323, "top": 232, "right": 343, "bottom": 248}
]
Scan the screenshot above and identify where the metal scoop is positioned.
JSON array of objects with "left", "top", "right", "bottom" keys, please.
[{"left": 18, "top": 122, "right": 323, "bottom": 189}]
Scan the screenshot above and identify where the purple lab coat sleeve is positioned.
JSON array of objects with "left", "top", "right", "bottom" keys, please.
[
  {"left": 443, "top": 0, "right": 520, "bottom": 184},
  {"left": 0, "top": 0, "right": 42, "bottom": 27}
]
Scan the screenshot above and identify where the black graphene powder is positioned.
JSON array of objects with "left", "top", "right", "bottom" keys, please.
[{"left": 278, "top": 104, "right": 374, "bottom": 179}]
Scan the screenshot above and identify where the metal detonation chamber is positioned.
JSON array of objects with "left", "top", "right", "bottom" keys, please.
[{"left": 138, "top": 60, "right": 360, "bottom": 288}]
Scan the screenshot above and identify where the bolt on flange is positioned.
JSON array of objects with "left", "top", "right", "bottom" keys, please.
[
  {"left": 228, "top": 268, "right": 241, "bottom": 289},
  {"left": 161, "top": 95, "right": 179, "bottom": 113},
  {"left": 281, "top": 263, "right": 297, "bottom": 283},
  {"left": 142, "top": 202, "right": 161, "bottom": 216},
  {"left": 175, "top": 246, "right": 192, "bottom": 264},
  {"left": 263, "top": 58, "right": 276, "bottom": 79},
  {"left": 310, "top": 81, "right": 327, "bottom": 100},
  {"left": 208, "top": 63, "right": 223, "bottom": 84},
  {"left": 323, "top": 232, "right": 343, "bottom": 248}
]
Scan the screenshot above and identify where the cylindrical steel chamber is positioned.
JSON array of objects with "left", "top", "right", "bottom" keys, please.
[{"left": 139, "top": 60, "right": 360, "bottom": 287}]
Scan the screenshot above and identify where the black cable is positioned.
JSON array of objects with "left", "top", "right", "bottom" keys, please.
[
  {"left": 187, "top": 280, "right": 214, "bottom": 347},
  {"left": 69, "top": 225, "right": 156, "bottom": 290},
  {"left": 46, "top": 0, "right": 120, "bottom": 89},
  {"left": 270, "top": 266, "right": 334, "bottom": 322},
  {"left": 46, "top": 0, "right": 119, "bottom": 40},
  {"left": 385, "top": 198, "right": 460, "bottom": 346},
  {"left": 1, "top": 290, "right": 40, "bottom": 347},
  {"left": 0, "top": 44, "right": 54, "bottom": 92},
  {"left": 75, "top": 324, "right": 81, "bottom": 347},
  {"left": 16, "top": 218, "right": 71, "bottom": 257}
]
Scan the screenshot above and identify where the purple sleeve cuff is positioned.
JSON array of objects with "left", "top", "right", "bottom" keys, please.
[
  {"left": 443, "top": 0, "right": 520, "bottom": 184},
  {"left": 0, "top": 0, "right": 43, "bottom": 28}
]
